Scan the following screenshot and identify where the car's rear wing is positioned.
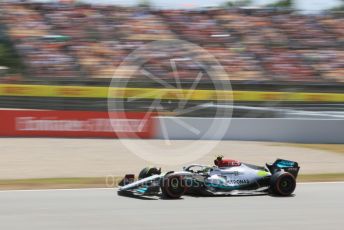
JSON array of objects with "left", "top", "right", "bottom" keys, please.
[{"left": 266, "top": 159, "right": 300, "bottom": 178}]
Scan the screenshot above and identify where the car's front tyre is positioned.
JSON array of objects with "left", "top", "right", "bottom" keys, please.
[{"left": 161, "top": 174, "right": 187, "bottom": 199}]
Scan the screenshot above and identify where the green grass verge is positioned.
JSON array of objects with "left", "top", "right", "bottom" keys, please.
[
  {"left": 269, "top": 143, "right": 344, "bottom": 155},
  {"left": 298, "top": 173, "right": 344, "bottom": 182},
  {"left": 0, "top": 174, "right": 344, "bottom": 190}
]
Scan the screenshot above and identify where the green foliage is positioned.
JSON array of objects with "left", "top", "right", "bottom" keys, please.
[
  {"left": 0, "top": 42, "right": 22, "bottom": 74},
  {"left": 222, "top": 0, "right": 252, "bottom": 8},
  {"left": 137, "top": 0, "right": 152, "bottom": 8},
  {"left": 267, "top": 0, "right": 293, "bottom": 8}
]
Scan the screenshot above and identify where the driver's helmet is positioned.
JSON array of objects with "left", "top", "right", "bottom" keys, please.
[
  {"left": 214, "top": 155, "right": 224, "bottom": 166},
  {"left": 214, "top": 155, "right": 241, "bottom": 167}
]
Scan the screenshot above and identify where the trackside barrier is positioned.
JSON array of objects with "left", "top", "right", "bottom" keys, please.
[
  {"left": 154, "top": 117, "right": 344, "bottom": 144},
  {"left": 0, "top": 84, "right": 344, "bottom": 102},
  {"left": 0, "top": 110, "right": 154, "bottom": 138},
  {"left": 1, "top": 109, "right": 343, "bottom": 143}
]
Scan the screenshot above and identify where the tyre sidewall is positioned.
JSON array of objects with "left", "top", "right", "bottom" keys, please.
[
  {"left": 271, "top": 171, "right": 296, "bottom": 196},
  {"left": 161, "top": 175, "right": 187, "bottom": 199}
]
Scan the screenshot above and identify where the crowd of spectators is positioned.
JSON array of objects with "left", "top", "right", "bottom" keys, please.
[
  {"left": 1, "top": 3, "right": 79, "bottom": 78},
  {"left": 0, "top": 2, "right": 343, "bottom": 83}
]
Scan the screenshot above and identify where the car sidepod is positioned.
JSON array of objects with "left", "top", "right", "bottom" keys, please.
[{"left": 203, "top": 164, "right": 272, "bottom": 195}]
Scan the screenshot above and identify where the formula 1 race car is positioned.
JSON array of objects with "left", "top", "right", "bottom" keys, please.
[{"left": 118, "top": 157, "right": 300, "bottom": 199}]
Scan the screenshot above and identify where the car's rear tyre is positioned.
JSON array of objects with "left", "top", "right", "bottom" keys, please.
[
  {"left": 270, "top": 171, "right": 296, "bottom": 196},
  {"left": 161, "top": 174, "right": 187, "bottom": 199},
  {"left": 138, "top": 167, "right": 161, "bottom": 180}
]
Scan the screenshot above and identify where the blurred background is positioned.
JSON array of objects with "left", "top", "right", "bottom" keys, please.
[
  {"left": 0, "top": 0, "right": 344, "bottom": 189},
  {"left": 0, "top": 0, "right": 343, "bottom": 119}
]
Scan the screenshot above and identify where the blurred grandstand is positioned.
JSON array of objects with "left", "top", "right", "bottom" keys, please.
[{"left": 0, "top": 1, "right": 343, "bottom": 117}]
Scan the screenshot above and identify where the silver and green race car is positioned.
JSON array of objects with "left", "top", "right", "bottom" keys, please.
[{"left": 118, "top": 157, "right": 300, "bottom": 199}]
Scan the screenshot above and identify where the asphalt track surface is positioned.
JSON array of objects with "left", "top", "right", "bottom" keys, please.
[{"left": 0, "top": 183, "right": 343, "bottom": 230}]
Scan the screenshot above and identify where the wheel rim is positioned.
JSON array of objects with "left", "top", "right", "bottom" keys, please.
[
  {"left": 278, "top": 175, "right": 295, "bottom": 195},
  {"left": 165, "top": 176, "right": 186, "bottom": 198}
]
